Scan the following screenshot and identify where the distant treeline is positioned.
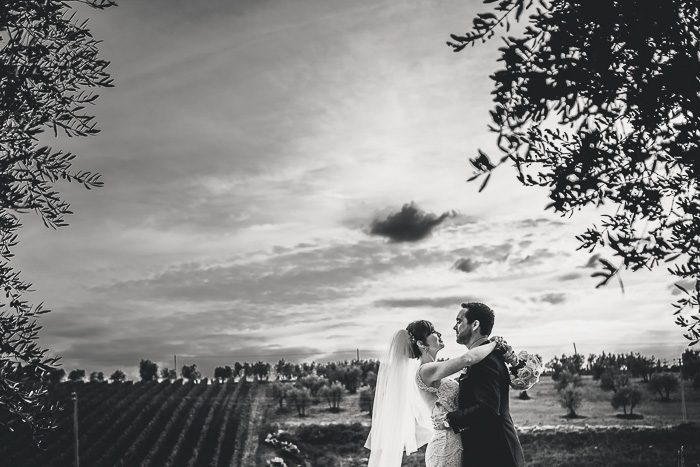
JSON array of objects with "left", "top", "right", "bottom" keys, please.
[{"left": 44, "top": 349, "right": 700, "bottom": 387}]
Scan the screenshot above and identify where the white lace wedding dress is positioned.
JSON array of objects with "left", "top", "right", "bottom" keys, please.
[{"left": 416, "top": 369, "right": 462, "bottom": 467}]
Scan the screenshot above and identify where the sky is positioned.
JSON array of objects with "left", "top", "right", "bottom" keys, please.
[{"left": 12, "top": 0, "right": 692, "bottom": 379}]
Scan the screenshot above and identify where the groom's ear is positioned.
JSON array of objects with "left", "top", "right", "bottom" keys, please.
[{"left": 472, "top": 319, "right": 480, "bottom": 332}]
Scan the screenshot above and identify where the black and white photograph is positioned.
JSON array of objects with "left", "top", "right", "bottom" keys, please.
[{"left": 1, "top": 0, "right": 699, "bottom": 466}]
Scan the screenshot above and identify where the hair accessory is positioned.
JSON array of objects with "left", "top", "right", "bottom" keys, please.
[{"left": 407, "top": 331, "right": 416, "bottom": 344}]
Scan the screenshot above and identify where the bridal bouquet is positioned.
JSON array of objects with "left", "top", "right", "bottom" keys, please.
[{"left": 491, "top": 336, "right": 543, "bottom": 391}]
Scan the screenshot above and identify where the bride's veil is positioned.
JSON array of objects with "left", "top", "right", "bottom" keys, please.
[{"left": 364, "top": 329, "right": 433, "bottom": 467}]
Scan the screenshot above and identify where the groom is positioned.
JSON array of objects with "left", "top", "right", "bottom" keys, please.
[{"left": 444, "top": 302, "right": 524, "bottom": 467}]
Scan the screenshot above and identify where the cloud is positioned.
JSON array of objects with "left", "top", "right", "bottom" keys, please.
[
  {"left": 557, "top": 272, "right": 582, "bottom": 281},
  {"left": 374, "top": 295, "right": 481, "bottom": 308},
  {"left": 538, "top": 293, "right": 567, "bottom": 305},
  {"left": 453, "top": 258, "right": 479, "bottom": 273},
  {"left": 369, "top": 202, "right": 455, "bottom": 242}
]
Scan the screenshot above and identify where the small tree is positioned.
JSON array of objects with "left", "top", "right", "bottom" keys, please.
[
  {"left": 611, "top": 386, "right": 643, "bottom": 415},
  {"left": 110, "top": 370, "right": 126, "bottom": 383},
  {"left": 214, "top": 366, "right": 233, "bottom": 382},
  {"left": 648, "top": 373, "right": 679, "bottom": 401},
  {"left": 287, "top": 387, "right": 311, "bottom": 416},
  {"left": 298, "top": 375, "right": 325, "bottom": 398},
  {"left": 365, "top": 371, "right": 377, "bottom": 389},
  {"left": 554, "top": 370, "right": 581, "bottom": 392},
  {"left": 600, "top": 368, "right": 630, "bottom": 393},
  {"left": 43, "top": 368, "right": 66, "bottom": 384},
  {"left": 693, "top": 374, "right": 700, "bottom": 390},
  {"left": 181, "top": 364, "right": 201, "bottom": 382},
  {"left": 682, "top": 349, "right": 700, "bottom": 381},
  {"left": 359, "top": 387, "right": 375, "bottom": 415},
  {"left": 558, "top": 384, "right": 582, "bottom": 418},
  {"left": 319, "top": 382, "right": 344, "bottom": 412},
  {"left": 341, "top": 367, "right": 362, "bottom": 394},
  {"left": 549, "top": 355, "right": 584, "bottom": 381},
  {"left": 89, "top": 372, "right": 104, "bottom": 383},
  {"left": 160, "top": 368, "right": 177, "bottom": 381},
  {"left": 139, "top": 360, "right": 158, "bottom": 382},
  {"left": 271, "top": 382, "right": 287, "bottom": 410},
  {"left": 68, "top": 369, "right": 85, "bottom": 383}
]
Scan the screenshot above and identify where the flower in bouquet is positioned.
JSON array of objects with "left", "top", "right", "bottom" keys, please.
[
  {"left": 266, "top": 457, "right": 288, "bottom": 467},
  {"left": 491, "top": 336, "right": 542, "bottom": 391},
  {"left": 509, "top": 351, "right": 543, "bottom": 391}
]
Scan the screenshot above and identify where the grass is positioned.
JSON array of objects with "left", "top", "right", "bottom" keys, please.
[
  {"left": 266, "top": 376, "right": 700, "bottom": 428},
  {"left": 257, "top": 422, "right": 700, "bottom": 467},
  {"left": 259, "top": 376, "right": 700, "bottom": 466}
]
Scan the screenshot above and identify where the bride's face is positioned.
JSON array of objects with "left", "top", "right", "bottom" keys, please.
[{"left": 424, "top": 330, "right": 444, "bottom": 354}]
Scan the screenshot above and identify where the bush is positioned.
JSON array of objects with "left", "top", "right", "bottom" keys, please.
[
  {"left": 694, "top": 374, "right": 700, "bottom": 390},
  {"left": 68, "top": 369, "right": 86, "bottom": 382},
  {"left": 271, "top": 382, "right": 287, "bottom": 410},
  {"left": 611, "top": 386, "right": 643, "bottom": 415},
  {"left": 359, "top": 387, "right": 375, "bottom": 414},
  {"left": 110, "top": 370, "right": 126, "bottom": 383},
  {"left": 648, "top": 373, "right": 679, "bottom": 401},
  {"left": 287, "top": 387, "right": 311, "bottom": 416},
  {"left": 600, "top": 368, "right": 630, "bottom": 392},
  {"left": 318, "top": 382, "right": 344, "bottom": 411},
  {"left": 558, "top": 384, "right": 582, "bottom": 418},
  {"left": 298, "top": 375, "right": 325, "bottom": 397},
  {"left": 554, "top": 370, "right": 581, "bottom": 392}
]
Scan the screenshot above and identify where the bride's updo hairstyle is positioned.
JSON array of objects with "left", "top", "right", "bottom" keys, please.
[{"left": 405, "top": 320, "right": 435, "bottom": 359}]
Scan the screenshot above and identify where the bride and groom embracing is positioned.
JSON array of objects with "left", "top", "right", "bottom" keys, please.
[{"left": 365, "top": 302, "right": 537, "bottom": 467}]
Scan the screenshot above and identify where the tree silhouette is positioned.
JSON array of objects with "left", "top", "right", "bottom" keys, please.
[
  {"left": 450, "top": 0, "right": 700, "bottom": 344},
  {"left": 139, "top": 360, "right": 159, "bottom": 382},
  {"left": 0, "top": 0, "right": 115, "bottom": 441}
]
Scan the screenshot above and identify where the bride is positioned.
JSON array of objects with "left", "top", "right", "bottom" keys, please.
[{"left": 364, "top": 320, "right": 497, "bottom": 467}]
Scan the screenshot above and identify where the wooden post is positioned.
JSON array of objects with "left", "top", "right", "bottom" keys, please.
[
  {"left": 71, "top": 392, "right": 79, "bottom": 467},
  {"left": 680, "top": 354, "right": 687, "bottom": 424}
]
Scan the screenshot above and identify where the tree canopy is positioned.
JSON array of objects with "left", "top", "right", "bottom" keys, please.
[
  {"left": 1, "top": 0, "right": 114, "bottom": 441},
  {"left": 450, "top": 0, "right": 700, "bottom": 344}
]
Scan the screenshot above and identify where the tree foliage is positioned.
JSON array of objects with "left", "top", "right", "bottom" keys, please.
[
  {"left": 0, "top": 0, "right": 114, "bottom": 441},
  {"left": 109, "top": 370, "right": 126, "bottom": 383},
  {"left": 611, "top": 386, "right": 643, "bottom": 415},
  {"left": 558, "top": 384, "right": 582, "bottom": 418},
  {"left": 139, "top": 360, "right": 158, "bottom": 382},
  {"left": 67, "top": 369, "right": 85, "bottom": 382},
  {"left": 180, "top": 364, "right": 201, "bottom": 382},
  {"left": 451, "top": 0, "right": 700, "bottom": 344},
  {"left": 648, "top": 372, "right": 679, "bottom": 401}
]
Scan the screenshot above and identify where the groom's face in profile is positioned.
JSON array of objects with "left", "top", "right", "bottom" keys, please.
[{"left": 453, "top": 308, "right": 472, "bottom": 345}]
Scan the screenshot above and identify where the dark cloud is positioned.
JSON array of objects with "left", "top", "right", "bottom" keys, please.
[
  {"left": 557, "top": 272, "right": 582, "bottom": 281},
  {"left": 538, "top": 293, "right": 567, "bottom": 305},
  {"left": 453, "top": 258, "right": 479, "bottom": 273},
  {"left": 374, "top": 296, "right": 481, "bottom": 309},
  {"left": 370, "top": 202, "right": 455, "bottom": 242}
]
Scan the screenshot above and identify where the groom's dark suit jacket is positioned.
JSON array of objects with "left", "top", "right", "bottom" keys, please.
[{"left": 445, "top": 341, "right": 525, "bottom": 467}]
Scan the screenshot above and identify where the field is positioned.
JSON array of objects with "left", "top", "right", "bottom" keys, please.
[
  {"left": 260, "top": 375, "right": 700, "bottom": 466},
  {"left": 3, "top": 375, "right": 699, "bottom": 467},
  {"left": 1, "top": 379, "right": 269, "bottom": 467}
]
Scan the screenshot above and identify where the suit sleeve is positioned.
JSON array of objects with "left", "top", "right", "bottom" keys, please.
[{"left": 445, "top": 356, "right": 502, "bottom": 433}]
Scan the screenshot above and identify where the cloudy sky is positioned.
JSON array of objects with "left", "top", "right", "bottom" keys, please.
[{"left": 13, "top": 0, "right": 689, "bottom": 378}]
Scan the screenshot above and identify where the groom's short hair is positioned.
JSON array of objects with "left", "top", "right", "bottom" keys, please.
[{"left": 461, "top": 302, "right": 494, "bottom": 336}]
